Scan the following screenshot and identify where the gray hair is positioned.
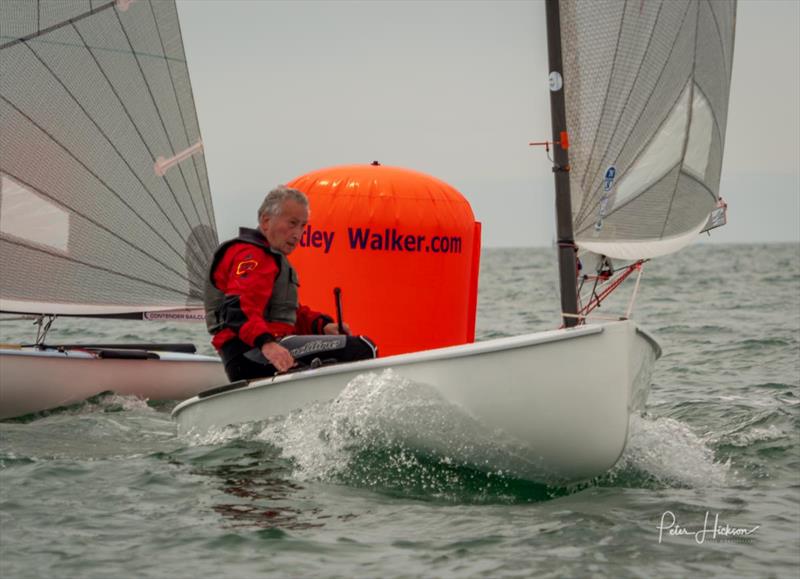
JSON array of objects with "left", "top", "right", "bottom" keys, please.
[{"left": 258, "top": 186, "right": 309, "bottom": 220}]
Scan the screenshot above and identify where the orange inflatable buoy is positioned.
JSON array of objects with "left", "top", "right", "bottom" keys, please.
[{"left": 288, "top": 163, "right": 481, "bottom": 357}]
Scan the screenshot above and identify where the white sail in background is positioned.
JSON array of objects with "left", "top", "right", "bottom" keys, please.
[
  {"left": 559, "top": 0, "right": 736, "bottom": 260},
  {"left": 0, "top": 0, "right": 217, "bottom": 317}
]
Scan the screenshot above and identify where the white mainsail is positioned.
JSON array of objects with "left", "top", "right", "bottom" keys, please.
[
  {"left": 559, "top": 0, "right": 736, "bottom": 260},
  {"left": 0, "top": 0, "right": 217, "bottom": 317}
]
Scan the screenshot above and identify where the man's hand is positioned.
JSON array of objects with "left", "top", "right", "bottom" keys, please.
[
  {"left": 323, "top": 322, "right": 351, "bottom": 336},
  {"left": 260, "top": 341, "right": 295, "bottom": 373}
]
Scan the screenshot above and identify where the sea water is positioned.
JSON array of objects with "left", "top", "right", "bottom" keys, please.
[{"left": 0, "top": 243, "right": 798, "bottom": 578}]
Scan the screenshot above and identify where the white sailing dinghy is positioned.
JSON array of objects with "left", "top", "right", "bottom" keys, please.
[
  {"left": 172, "top": 0, "right": 736, "bottom": 483},
  {"left": 0, "top": 0, "right": 226, "bottom": 419}
]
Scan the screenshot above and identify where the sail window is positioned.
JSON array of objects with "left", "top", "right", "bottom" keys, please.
[
  {"left": 0, "top": 174, "right": 70, "bottom": 253},
  {"left": 612, "top": 82, "right": 692, "bottom": 208},
  {"left": 682, "top": 85, "right": 713, "bottom": 181}
]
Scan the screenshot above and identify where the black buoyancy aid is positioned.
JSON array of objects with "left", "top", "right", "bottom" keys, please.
[{"left": 203, "top": 227, "right": 299, "bottom": 335}]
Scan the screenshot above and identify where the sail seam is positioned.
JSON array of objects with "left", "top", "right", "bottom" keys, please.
[
  {"left": 112, "top": 6, "right": 199, "bottom": 238},
  {"left": 576, "top": 1, "right": 665, "bottom": 224},
  {"left": 0, "top": 36, "right": 190, "bottom": 63},
  {"left": 703, "top": 0, "right": 734, "bottom": 162},
  {"left": 679, "top": 167, "right": 717, "bottom": 201},
  {"left": 573, "top": 160, "right": 715, "bottom": 239},
  {"left": 17, "top": 35, "right": 190, "bottom": 253},
  {"left": 171, "top": 2, "right": 219, "bottom": 236},
  {"left": 0, "top": 170, "right": 191, "bottom": 283},
  {"left": 706, "top": 0, "right": 733, "bottom": 89},
  {"left": 148, "top": 0, "right": 217, "bottom": 253},
  {"left": 693, "top": 83, "right": 724, "bottom": 171},
  {"left": 70, "top": 21, "right": 205, "bottom": 250},
  {"left": 0, "top": 1, "right": 116, "bottom": 51},
  {"left": 0, "top": 106, "right": 189, "bottom": 277},
  {"left": 574, "top": 2, "right": 694, "bottom": 229},
  {"left": 660, "top": 1, "right": 702, "bottom": 239},
  {"left": 146, "top": 0, "right": 206, "bottom": 231},
  {"left": 576, "top": 0, "right": 629, "bottom": 207},
  {"left": 574, "top": 162, "right": 678, "bottom": 237},
  {"left": 170, "top": 5, "right": 218, "bottom": 236},
  {"left": 1, "top": 236, "right": 190, "bottom": 298}
]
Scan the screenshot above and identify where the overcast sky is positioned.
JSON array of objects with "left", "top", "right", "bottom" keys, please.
[{"left": 177, "top": 0, "right": 799, "bottom": 247}]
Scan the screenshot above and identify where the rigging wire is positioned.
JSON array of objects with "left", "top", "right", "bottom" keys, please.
[
  {"left": 572, "top": 258, "right": 647, "bottom": 324},
  {"left": 34, "top": 314, "right": 57, "bottom": 346}
]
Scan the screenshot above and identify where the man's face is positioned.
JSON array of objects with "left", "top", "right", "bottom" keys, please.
[{"left": 259, "top": 199, "right": 308, "bottom": 255}]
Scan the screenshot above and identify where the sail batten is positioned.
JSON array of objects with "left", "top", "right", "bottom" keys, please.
[
  {"left": 150, "top": 3, "right": 215, "bottom": 229},
  {"left": 113, "top": 4, "right": 204, "bottom": 234},
  {"left": 0, "top": 90, "right": 191, "bottom": 259},
  {"left": 560, "top": 0, "right": 735, "bottom": 259},
  {"left": 1, "top": 0, "right": 217, "bottom": 317},
  {"left": 3, "top": 30, "right": 192, "bottom": 248},
  {"left": 66, "top": 28, "right": 194, "bottom": 243}
]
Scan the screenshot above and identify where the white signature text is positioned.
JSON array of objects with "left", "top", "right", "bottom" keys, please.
[{"left": 657, "top": 511, "right": 760, "bottom": 544}]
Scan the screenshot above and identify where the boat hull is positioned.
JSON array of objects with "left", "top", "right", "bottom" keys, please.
[
  {"left": 0, "top": 347, "right": 226, "bottom": 420},
  {"left": 172, "top": 320, "right": 660, "bottom": 482}
]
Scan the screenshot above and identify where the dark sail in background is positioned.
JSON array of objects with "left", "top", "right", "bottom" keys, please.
[{"left": 0, "top": 0, "right": 217, "bottom": 316}]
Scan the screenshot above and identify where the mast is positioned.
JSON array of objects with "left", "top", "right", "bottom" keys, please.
[{"left": 545, "top": 0, "right": 579, "bottom": 328}]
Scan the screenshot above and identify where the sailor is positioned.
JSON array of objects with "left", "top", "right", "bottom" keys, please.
[{"left": 204, "top": 185, "right": 377, "bottom": 381}]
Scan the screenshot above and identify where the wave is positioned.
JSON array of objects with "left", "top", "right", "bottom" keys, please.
[
  {"left": 596, "top": 415, "right": 732, "bottom": 488},
  {"left": 2, "top": 391, "right": 156, "bottom": 424},
  {"left": 185, "top": 370, "right": 734, "bottom": 503}
]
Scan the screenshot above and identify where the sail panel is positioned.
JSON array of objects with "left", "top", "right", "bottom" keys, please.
[
  {"left": 683, "top": 86, "right": 713, "bottom": 180},
  {"left": 0, "top": 0, "right": 217, "bottom": 316},
  {"left": 612, "top": 81, "right": 692, "bottom": 209},
  {"left": 579, "top": 1, "right": 698, "bottom": 226},
  {"left": 560, "top": 0, "right": 736, "bottom": 259},
  {"left": 575, "top": 164, "right": 677, "bottom": 238},
  {"left": 662, "top": 172, "right": 716, "bottom": 237},
  {"left": 0, "top": 175, "right": 70, "bottom": 252}
]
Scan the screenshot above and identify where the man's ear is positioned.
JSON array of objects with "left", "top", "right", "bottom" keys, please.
[{"left": 258, "top": 213, "right": 270, "bottom": 232}]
